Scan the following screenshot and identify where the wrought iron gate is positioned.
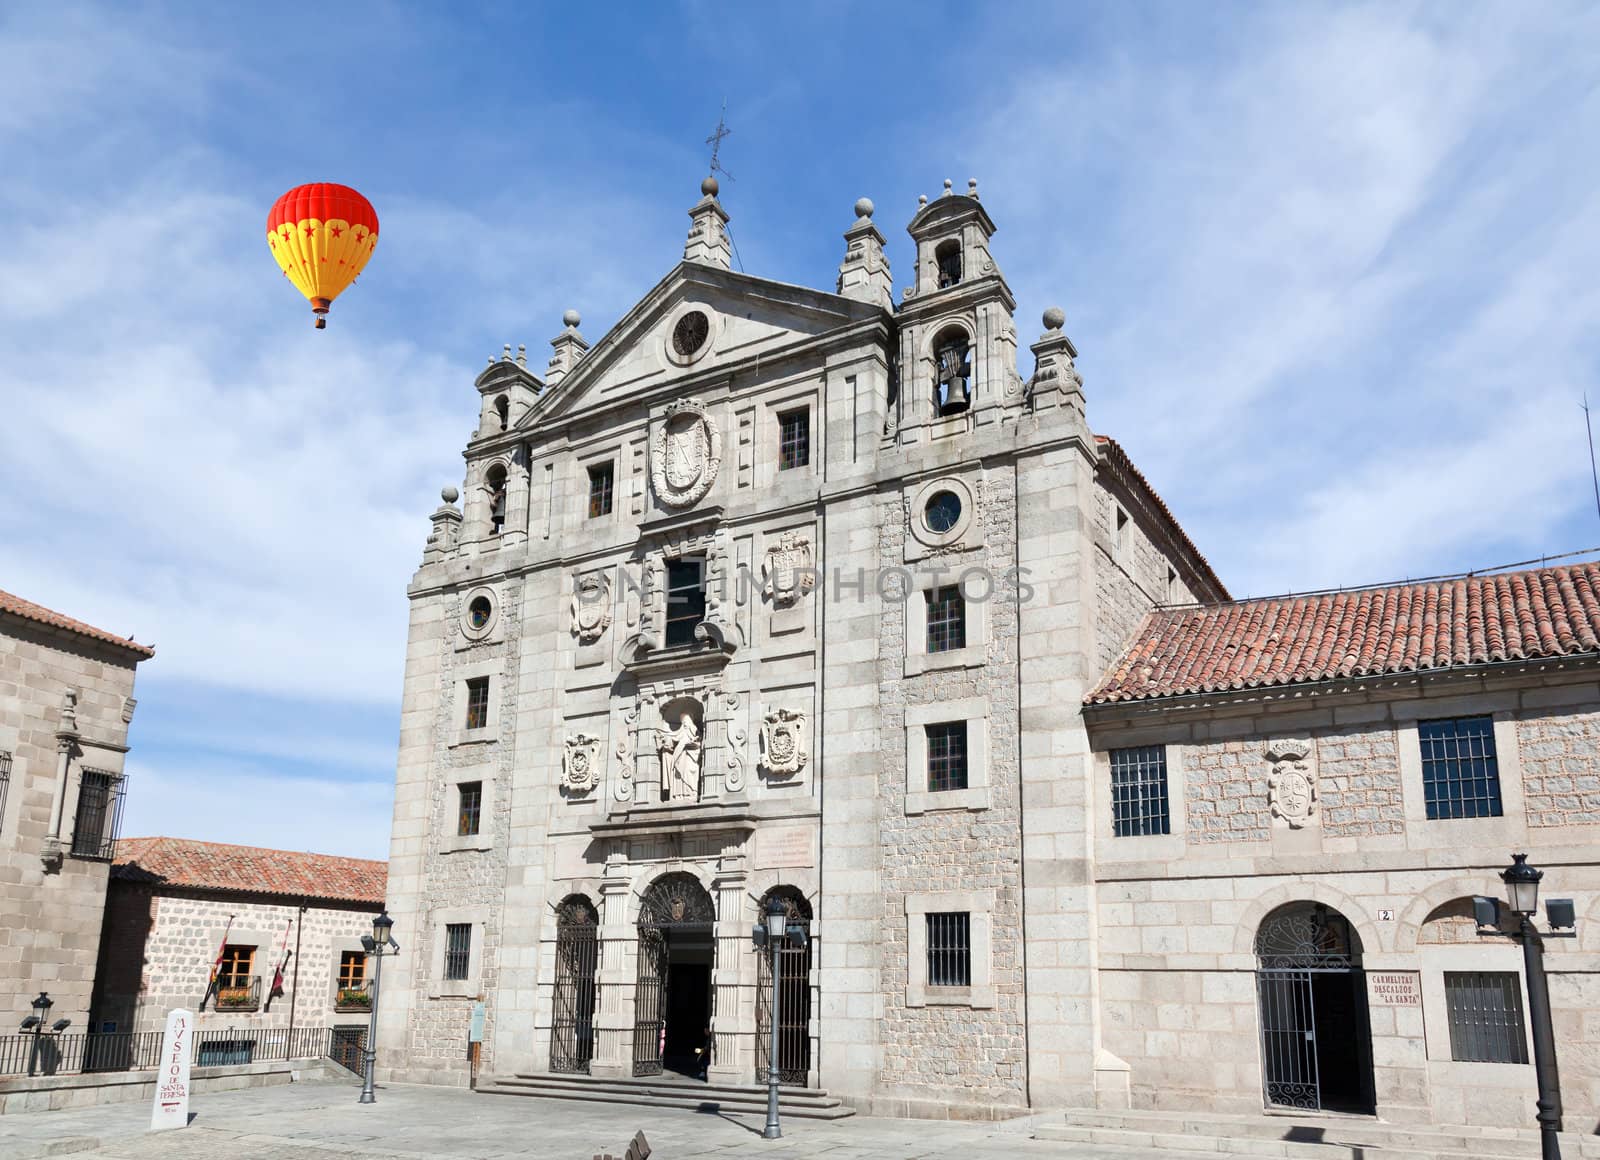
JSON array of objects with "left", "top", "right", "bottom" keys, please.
[
  {"left": 551, "top": 897, "right": 599, "bottom": 1074},
  {"left": 631, "top": 873, "right": 715, "bottom": 1078},
  {"left": 1254, "top": 903, "right": 1363, "bottom": 1112},
  {"left": 756, "top": 941, "right": 811, "bottom": 1084}
]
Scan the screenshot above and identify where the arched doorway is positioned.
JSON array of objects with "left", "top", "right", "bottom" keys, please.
[
  {"left": 754, "top": 886, "right": 813, "bottom": 1086},
  {"left": 550, "top": 895, "right": 598, "bottom": 1074},
  {"left": 633, "top": 873, "right": 715, "bottom": 1078},
  {"left": 1255, "top": 902, "right": 1375, "bottom": 1113}
]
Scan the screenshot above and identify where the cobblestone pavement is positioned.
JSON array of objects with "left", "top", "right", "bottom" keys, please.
[{"left": 0, "top": 1078, "right": 1218, "bottom": 1160}]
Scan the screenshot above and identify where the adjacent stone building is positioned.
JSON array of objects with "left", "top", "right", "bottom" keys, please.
[
  {"left": 91, "top": 837, "right": 386, "bottom": 1064},
  {"left": 0, "top": 588, "right": 153, "bottom": 1033},
  {"left": 377, "top": 175, "right": 1600, "bottom": 1132}
]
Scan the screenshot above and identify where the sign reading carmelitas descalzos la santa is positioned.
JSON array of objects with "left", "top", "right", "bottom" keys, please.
[{"left": 149, "top": 1008, "right": 192, "bottom": 1131}]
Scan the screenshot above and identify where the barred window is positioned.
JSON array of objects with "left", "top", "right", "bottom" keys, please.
[
  {"left": 664, "top": 558, "right": 706, "bottom": 647},
  {"left": 1110, "top": 746, "right": 1170, "bottom": 837},
  {"left": 1445, "top": 971, "right": 1528, "bottom": 1063},
  {"left": 925, "top": 586, "right": 966, "bottom": 654},
  {"left": 0, "top": 750, "right": 10, "bottom": 832},
  {"left": 444, "top": 923, "right": 472, "bottom": 981},
  {"left": 457, "top": 781, "right": 482, "bottom": 837},
  {"left": 1420, "top": 716, "right": 1502, "bottom": 819},
  {"left": 338, "top": 950, "right": 366, "bottom": 989},
  {"left": 926, "top": 722, "right": 968, "bottom": 792},
  {"left": 71, "top": 768, "right": 124, "bottom": 859},
  {"left": 926, "top": 912, "right": 970, "bottom": 986},
  {"left": 587, "top": 462, "right": 614, "bottom": 518},
  {"left": 465, "top": 677, "right": 490, "bottom": 730},
  {"left": 778, "top": 409, "right": 810, "bottom": 471}
]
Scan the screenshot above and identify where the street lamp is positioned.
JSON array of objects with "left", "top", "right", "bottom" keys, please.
[
  {"left": 751, "top": 897, "right": 807, "bottom": 1141},
  {"left": 358, "top": 910, "right": 399, "bottom": 1106},
  {"left": 23, "top": 992, "right": 51, "bottom": 1077},
  {"left": 1476, "top": 854, "right": 1578, "bottom": 1160}
]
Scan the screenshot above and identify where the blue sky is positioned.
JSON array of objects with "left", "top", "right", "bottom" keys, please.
[{"left": 3, "top": 2, "right": 1598, "bottom": 860}]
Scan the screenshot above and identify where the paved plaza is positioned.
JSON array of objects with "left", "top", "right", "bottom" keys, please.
[{"left": 0, "top": 1078, "right": 1215, "bottom": 1160}]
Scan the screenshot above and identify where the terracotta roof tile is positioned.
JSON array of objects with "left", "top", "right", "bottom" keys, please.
[
  {"left": 114, "top": 837, "right": 385, "bottom": 905},
  {"left": 0, "top": 588, "right": 155, "bottom": 659},
  {"left": 1087, "top": 561, "right": 1600, "bottom": 705}
]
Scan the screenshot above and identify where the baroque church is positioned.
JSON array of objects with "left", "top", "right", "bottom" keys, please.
[{"left": 378, "top": 175, "right": 1600, "bottom": 1132}]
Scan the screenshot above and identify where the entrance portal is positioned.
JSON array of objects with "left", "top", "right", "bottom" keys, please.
[
  {"left": 633, "top": 873, "right": 716, "bottom": 1078},
  {"left": 1255, "top": 902, "right": 1375, "bottom": 1114}
]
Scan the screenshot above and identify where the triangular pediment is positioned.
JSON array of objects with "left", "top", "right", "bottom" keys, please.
[{"left": 519, "top": 262, "right": 885, "bottom": 429}]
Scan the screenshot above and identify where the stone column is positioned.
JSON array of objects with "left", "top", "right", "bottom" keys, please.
[
  {"left": 502, "top": 446, "right": 530, "bottom": 547},
  {"left": 590, "top": 859, "right": 634, "bottom": 1078},
  {"left": 709, "top": 851, "right": 749, "bottom": 1085}
]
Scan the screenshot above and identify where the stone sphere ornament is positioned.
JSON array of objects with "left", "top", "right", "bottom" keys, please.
[
  {"left": 563, "top": 309, "right": 581, "bottom": 328},
  {"left": 855, "top": 197, "right": 874, "bottom": 219},
  {"left": 701, "top": 175, "right": 719, "bottom": 197},
  {"left": 1043, "top": 306, "right": 1066, "bottom": 331},
  {"left": 441, "top": 486, "right": 460, "bottom": 505}
]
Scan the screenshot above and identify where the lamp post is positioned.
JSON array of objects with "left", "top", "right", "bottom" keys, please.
[
  {"left": 761, "top": 897, "right": 786, "bottom": 1141},
  {"left": 359, "top": 910, "right": 398, "bottom": 1106},
  {"left": 24, "top": 992, "right": 51, "bottom": 1077},
  {"left": 1476, "top": 854, "right": 1578, "bottom": 1160}
]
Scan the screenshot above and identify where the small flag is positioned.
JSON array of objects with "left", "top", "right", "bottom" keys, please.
[
  {"left": 264, "top": 918, "right": 293, "bottom": 1012},
  {"left": 199, "top": 915, "right": 235, "bottom": 1012}
]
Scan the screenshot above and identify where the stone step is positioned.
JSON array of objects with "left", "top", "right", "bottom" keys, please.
[{"left": 477, "top": 1072, "right": 855, "bottom": 1120}]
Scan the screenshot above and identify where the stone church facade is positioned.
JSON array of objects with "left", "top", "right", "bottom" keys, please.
[{"left": 378, "top": 176, "right": 1600, "bottom": 1131}]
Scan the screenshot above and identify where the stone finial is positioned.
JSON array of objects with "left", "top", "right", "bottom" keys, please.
[
  {"left": 1043, "top": 306, "right": 1065, "bottom": 332},
  {"left": 424, "top": 488, "right": 464, "bottom": 563},
  {"left": 563, "top": 308, "right": 582, "bottom": 329},
  {"left": 968, "top": 178, "right": 979, "bottom": 199},
  {"left": 1028, "top": 306, "right": 1084, "bottom": 421},
  {"left": 684, "top": 178, "right": 732, "bottom": 268},
  {"left": 854, "top": 197, "right": 874, "bottom": 221},
  {"left": 547, "top": 309, "right": 591, "bottom": 386},
  {"left": 502, "top": 343, "right": 512, "bottom": 362},
  {"left": 441, "top": 486, "right": 460, "bottom": 505},
  {"left": 942, "top": 179, "right": 954, "bottom": 197},
  {"left": 516, "top": 344, "right": 527, "bottom": 367},
  {"left": 701, "top": 174, "right": 719, "bottom": 198},
  {"left": 838, "top": 194, "right": 893, "bottom": 310},
  {"left": 918, "top": 194, "right": 928, "bottom": 207}
]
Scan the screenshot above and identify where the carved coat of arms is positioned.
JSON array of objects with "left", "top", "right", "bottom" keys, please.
[
  {"left": 570, "top": 570, "right": 612, "bottom": 644},
  {"left": 563, "top": 733, "right": 602, "bottom": 794},
  {"left": 761, "top": 531, "right": 815, "bottom": 609},
  {"left": 759, "top": 708, "right": 809, "bottom": 779},
  {"left": 1266, "top": 738, "right": 1317, "bottom": 828},
  {"left": 649, "top": 399, "right": 722, "bottom": 508}
]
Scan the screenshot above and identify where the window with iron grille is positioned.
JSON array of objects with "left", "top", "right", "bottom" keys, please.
[
  {"left": 464, "top": 677, "right": 490, "bottom": 730},
  {"left": 338, "top": 950, "right": 366, "bottom": 989},
  {"left": 587, "top": 462, "right": 614, "bottom": 518},
  {"left": 457, "top": 781, "right": 482, "bottom": 836},
  {"left": 1110, "top": 745, "right": 1170, "bottom": 837},
  {"left": 0, "top": 751, "right": 10, "bottom": 833},
  {"left": 71, "top": 768, "right": 124, "bottom": 859},
  {"left": 925, "top": 586, "right": 966, "bottom": 654},
  {"left": 1444, "top": 971, "right": 1528, "bottom": 1063},
  {"left": 1419, "top": 716, "right": 1502, "bottom": 819},
  {"left": 926, "top": 722, "right": 968, "bottom": 792},
  {"left": 926, "top": 912, "right": 971, "bottom": 986},
  {"left": 443, "top": 923, "right": 472, "bottom": 981},
  {"left": 664, "top": 558, "right": 706, "bottom": 647},
  {"left": 778, "top": 409, "right": 810, "bottom": 471},
  {"left": 218, "top": 945, "right": 255, "bottom": 989}
]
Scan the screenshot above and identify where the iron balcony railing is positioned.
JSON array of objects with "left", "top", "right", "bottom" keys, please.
[
  {"left": 334, "top": 980, "right": 373, "bottom": 1013},
  {"left": 213, "top": 976, "right": 262, "bottom": 1012},
  {"left": 0, "top": 1025, "right": 361, "bottom": 1078}
]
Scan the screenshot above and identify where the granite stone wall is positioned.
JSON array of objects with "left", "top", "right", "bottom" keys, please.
[{"left": 1517, "top": 706, "right": 1600, "bottom": 827}]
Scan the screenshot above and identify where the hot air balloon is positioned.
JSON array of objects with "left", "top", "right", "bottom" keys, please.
[{"left": 265, "top": 183, "right": 379, "bottom": 328}]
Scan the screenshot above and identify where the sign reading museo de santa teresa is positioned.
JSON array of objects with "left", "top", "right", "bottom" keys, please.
[{"left": 150, "top": 1008, "right": 192, "bottom": 1131}]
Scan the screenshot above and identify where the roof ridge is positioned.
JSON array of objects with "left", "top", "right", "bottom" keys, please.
[{"left": 0, "top": 587, "right": 156, "bottom": 659}]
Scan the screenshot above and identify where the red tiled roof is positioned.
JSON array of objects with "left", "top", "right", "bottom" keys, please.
[
  {"left": 0, "top": 588, "right": 155, "bottom": 659},
  {"left": 115, "top": 837, "right": 385, "bottom": 905},
  {"left": 1087, "top": 561, "right": 1600, "bottom": 705},
  {"left": 1095, "top": 436, "right": 1230, "bottom": 602}
]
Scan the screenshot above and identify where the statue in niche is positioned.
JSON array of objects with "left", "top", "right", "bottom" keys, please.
[{"left": 657, "top": 706, "right": 702, "bottom": 802}]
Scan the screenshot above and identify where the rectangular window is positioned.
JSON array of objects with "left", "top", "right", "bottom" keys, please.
[
  {"left": 457, "top": 781, "right": 482, "bottom": 837},
  {"left": 664, "top": 557, "right": 706, "bottom": 647},
  {"left": 443, "top": 923, "right": 472, "bottom": 981},
  {"left": 338, "top": 950, "right": 367, "bottom": 989},
  {"left": 778, "top": 409, "right": 810, "bottom": 471},
  {"left": 1445, "top": 971, "right": 1528, "bottom": 1064},
  {"left": 587, "top": 462, "right": 614, "bottom": 518},
  {"left": 1110, "top": 745, "right": 1170, "bottom": 837},
  {"left": 1420, "top": 715, "right": 1502, "bottom": 819},
  {"left": 0, "top": 750, "right": 10, "bottom": 832},
  {"left": 926, "top": 722, "right": 968, "bottom": 792},
  {"left": 219, "top": 945, "right": 255, "bottom": 989},
  {"left": 71, "top": 768, "right": 124, "bottom": 859},
  {"left": 926, "top": 912, "right": 971, "bottom": 987},
  {"left": 464, "top": 677, "right": 490, "bottom": 731},
  {"left": 925, "top": 585, "right": 967, "bottom": 654}
]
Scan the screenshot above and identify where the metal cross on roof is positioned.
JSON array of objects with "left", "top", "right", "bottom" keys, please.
[{"left": 706, "top": 102, "right": 734, "bottom": 183}]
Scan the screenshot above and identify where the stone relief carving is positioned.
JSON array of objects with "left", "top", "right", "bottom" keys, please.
[
  {"left": 649, "top": 398, "right": 722, "bottom": 508},
  {"left": 723, "top": 690, "right": 747, "bottom": 793},
  {"left": 656, "top": 701, "right": 703, "bottom": 802},
  {"left": 615, "top": 696, "right": 648, "bottom": 803},
  {"left": 570, "top": 570, "right": 612, "bottom": 644},
  {"left": 697, "top": 534, "right": 743, "bottom": 653},
  {"left": 562, "top": 733, "right": 602, "bottom": 795},
  {"left": 761, "top": 531, "right": 815, "bottom": 609},
  {"left": 759, "top": 708, "right": 808, "bottom": 781},
  {"left": 1266, "top": 738, "right": 1318, "bottom": 828},
  {"left": 120, "top": 696, "right": 138, "bottom": 726}
]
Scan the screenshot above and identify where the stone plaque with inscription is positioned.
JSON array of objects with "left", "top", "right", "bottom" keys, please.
[
  {"left": 1369, "top": 971, "right": 1421, "bottom": 1006},
  {"left": 755, "top": 826, "right": 814, "bottom": 869}
]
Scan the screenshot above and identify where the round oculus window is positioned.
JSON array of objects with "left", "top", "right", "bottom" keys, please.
[
  {"left": 467, "top": 595, "right": 493, "bottom": 630},
  {"left": 671, "top": 310, "right": 710, "bottom": 357},
  {"left": 924, "top": 490, "right": 962, "bottom": 534}
]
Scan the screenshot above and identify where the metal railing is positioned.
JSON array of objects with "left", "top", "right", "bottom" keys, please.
[
  {"left": 0, "top": 1025, "right": 356, "bottom": 1078},
  {"left": 213, "top": 977, "right": 262, "bottom": 1012},
  {"left": 333, "top": 981, "right": 373, "bottom": 1013}
]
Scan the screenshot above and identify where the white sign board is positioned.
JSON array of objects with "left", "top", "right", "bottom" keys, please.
[{"left": 149, "top": 1008, "right": 192, "bottom": 1131}]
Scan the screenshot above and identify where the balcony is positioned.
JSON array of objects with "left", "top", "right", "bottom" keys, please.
[
  {"left": 334, "top": 981, "right": 372, "bottom": 1013},
  {"left": 214, "top": 976, "right": 262, "bottom": 1012}
]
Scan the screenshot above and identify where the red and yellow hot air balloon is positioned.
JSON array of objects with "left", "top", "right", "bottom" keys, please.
[{"left": 265, "top": 183, "right": 379, "bottom": 328}]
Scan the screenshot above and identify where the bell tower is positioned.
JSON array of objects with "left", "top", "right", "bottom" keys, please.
[{"left": 891, "top": 178, "right": 1020, "bottom": 442}]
